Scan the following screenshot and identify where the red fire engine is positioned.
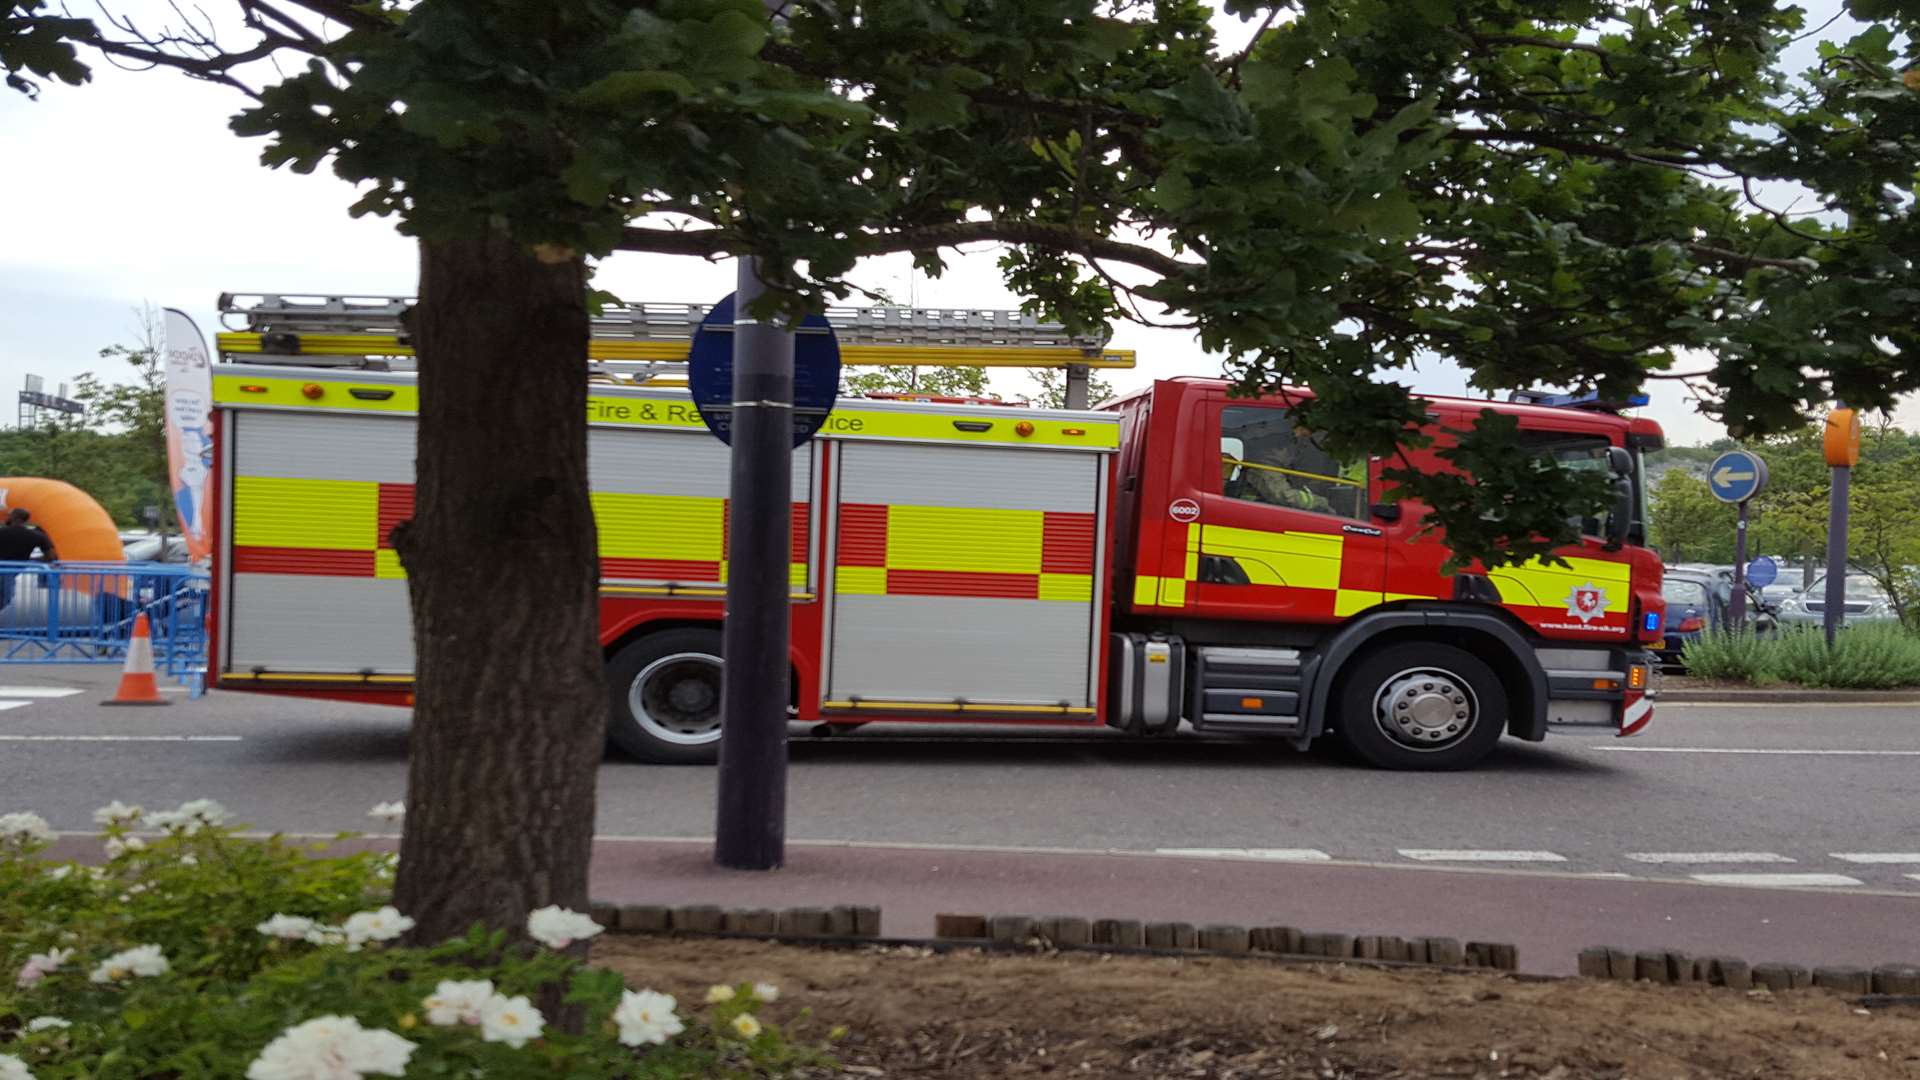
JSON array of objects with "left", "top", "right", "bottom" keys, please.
[{"left": 204, "top": 292, "right": 1663, "bottom": 771}]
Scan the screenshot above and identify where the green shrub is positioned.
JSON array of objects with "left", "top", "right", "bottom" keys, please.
[
  {"left": 1, "top": 803, "right": 828, "bottom": 1079},
  {"left": 1680, "top": 624, "right": 1920, "bottom": 689},
  {"left": 1767, "top": 623, "right": 1920, "bottom": 689},
  {"left": 1676, "top": 630, "right": 1773, "bottom": 683}
]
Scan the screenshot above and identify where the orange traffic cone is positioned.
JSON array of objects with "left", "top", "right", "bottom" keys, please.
[{"left": 102, "top": 613, "right": 171, "bottom": 707}]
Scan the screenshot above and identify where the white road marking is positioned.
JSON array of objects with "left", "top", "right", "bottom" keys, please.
[
  {"left": 1832, "top": 853, "right": 1920, "bottom": 864},
  {"left": 1908, "top": 874, "right": 1920, "bottom": 883},
  {"left": 0, "top": 686, "right": 82, "bottom": 698},
  {"left": 0, "top": 701, "right": 28, "bottom": 712},
  {"left": 1658, "top": 701, "right": 1916, "bottom": 708},
  {"left": 1626, "top": 852, "right": 1793, "bottom": 864},
  {"left": 1595, "top": 747, "right": 1920, "bottom": 756},
  {"left": 1398, "top": 849, "right": 1567, "bottom": 863},
  {"left": 0, "top": 734, "right": 241, "bottom": 742},
  {"left": 1155, "top": 848, "right": 1333, "bottom": 861},
  {"left": 1690, "top": 872, "right": 1863, "bottom": 888}
]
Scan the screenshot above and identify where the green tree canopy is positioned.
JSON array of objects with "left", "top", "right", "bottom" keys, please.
[{"left": 15, "top": 0, "right": 1920, "bottom": 561}]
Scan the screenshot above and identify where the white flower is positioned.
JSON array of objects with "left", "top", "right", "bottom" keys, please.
[
  {"left": 704, "top": 984, "right": 736, "bottom": 1004},
  {"left": 104, "top": 835, "right": 146, "bottom": 858},
  {"left": 0, "top": 1052, "right": 34, "bottom": 1080},
  {"left": 366, "top": 801, "right": 405, "bottom": 823},
  {"left": 93, "top": 801, "right": 143, "bottom": 825},
  {"left": 612, "top": 989, "right": 684, "bottom": 1047},
  {"left": 25, "top": 1017, "right": 70, "bottom": 1032},
  {"left": 751, "top": 982, "right": 779, "bottom": 1003},
  {"left": 15, "top": 948, "right": 73, "bottom": 990},
  {"left": 730, "top": 1013, "right": 763, "bottom": 1039},
  {"left": 342, "top": 906, "right": 413, "bottom": 946},
  {"left": 144, "top": 811, "right": 190, "bottom": 833},
  {"left": 177, "top": 798, "right": 230, "bottom": 825},
  {"left": 179, "top": 854, "right": 198, "bottom": 866},
  {"left": 88, "top": 944, "right": 169, "bottom": 983},
  {"left": 302, "top": 928, "right": 348, "bottom": 948},
  {"left": 422, "top": 979, "right": 495, "bottom": 1026},
  {"left": 46, "top": 865, "right": 73, "bottom": 882},
  {"left": 525, "top": 905, "right": 604, "bottom": 950},
  {"left": 477, "top": 993, "right": 544, "bottom": 1048},
  {"left": 244, "top": 1015, "right": 416, "bottom": 1080},
  {"left": 0, "top": 812, "right": 53, "bottom": 846},
  {"left": 256, "top": 914, "right": 318, "bottom": 940}
]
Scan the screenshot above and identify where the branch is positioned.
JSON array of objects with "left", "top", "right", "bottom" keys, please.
[
  {"left": 618, "top": 220, "right": 1199, "bottom": 278},
  {"left": 1218, "top": 6, "right": 1284, "bottom": 84},
  {"left": 1685, "top": 243, "right": 1817, "bottom": 272},
  {"left": 1448, "top": 126, "right": 1714, "bottom": 169},
  {"left": 275, "top": 0, "right": 389, "bottom": 32}
]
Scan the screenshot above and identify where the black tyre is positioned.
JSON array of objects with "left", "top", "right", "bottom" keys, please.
[
  {"left": 606, "top": 628, "right": 724, "bottom": 764},
  {"left": 1332, "top": 641, "right": 1508, "bottom": 771}
]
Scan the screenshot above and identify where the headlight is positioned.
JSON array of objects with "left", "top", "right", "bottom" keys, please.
[{"left": 1781, "top": 596, "right": 1806, "bottom": 614}]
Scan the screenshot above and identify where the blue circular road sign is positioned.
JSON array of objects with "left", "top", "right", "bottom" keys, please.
[
  {"left": 1745, "top": 555, "right": 1779, "bottom": 590},
  {"left": 687, "top": 293, "right": 841, "bottom": 448},
  {"left": 1707, "top": 449, "right": 1768, "bottom": 504}
]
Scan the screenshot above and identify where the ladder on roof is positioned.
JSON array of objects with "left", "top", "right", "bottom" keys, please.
[{"left": 213, "top": 292, "right": 1135, "bottom": 382}]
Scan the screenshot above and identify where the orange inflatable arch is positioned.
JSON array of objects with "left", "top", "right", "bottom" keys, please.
[{"left": 0, "top": 478, "right": 123, "bottom": 562}]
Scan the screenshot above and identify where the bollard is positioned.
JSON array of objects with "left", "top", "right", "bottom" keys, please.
[
  {"left": 1873, "top": 964, "right": 1920, "bottom": 994},
  {"left": 853, "top": 906, "right": 882, "bottom": 938},
  {"left": 673, "top": 905, "right": 725, "bottom": 932},
  {"left": 1094, "top": 919, "right": 1144, "bottom": 947},
  {"left": 935, "top": 914, "right": 989, "bottom": 940},
  {"left": 1198, "top": 925, "right": 1251, "bottom": 954},
  {"left": 990, "top": 915, "right": 1037, "bottom": 944},
  {"left": 777, "top": 907, "right": 830, "bottom": 937},
  {"left": 1635, "top": 952, "right": 1670, "bottom": 984},
  {"left": 1041, "top": 916, "right": 1093, "bottom": 947},
  {"left": 1812, "top": 967, "right": 1873, "bottom": 994},
  {"left": 618, "top": 904, "right": 671, "bottom": 932},
  {"left": 1711, "top": 957, "right": 1751, "bottom": 991},
  {"left": 1578, "top": 948, "right": 1613, "bottom": 979},
  {"left": 1421, "top": 938, "right": 1465, "bottom": 967},
  {"left": 726, "top": 909, "right": 778, "bottom": 934}
]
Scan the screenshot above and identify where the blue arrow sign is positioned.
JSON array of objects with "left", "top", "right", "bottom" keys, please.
[
  {"left": 1745, "top": 555, "right": 1778, "bottom": 591},
  {"left": 1707, "top": 449, "right": 1768, "bottom": 504},
  {"left": 687, "top": 293, "right": 841, "bottom": 448}
]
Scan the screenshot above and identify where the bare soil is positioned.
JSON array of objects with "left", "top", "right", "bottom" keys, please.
[{"left": 595, "top": 936, "right": 1920, "bottom": 1079}]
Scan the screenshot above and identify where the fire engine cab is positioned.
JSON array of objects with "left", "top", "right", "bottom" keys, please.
[{"left": 204, "top": 292, "right": 1663, "bottom": 771}]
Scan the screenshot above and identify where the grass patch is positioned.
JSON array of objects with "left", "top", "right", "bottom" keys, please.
[{"left": 1680, "top": 623, "right": 1920, "bottom": 688}]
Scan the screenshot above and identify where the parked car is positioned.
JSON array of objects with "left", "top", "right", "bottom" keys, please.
[
  {"left": 1658, "top": 568, "right": 1776, "bottom": 669},
  {"left": 1775, "top": 574, "right": 1898, "bottom": 628}
]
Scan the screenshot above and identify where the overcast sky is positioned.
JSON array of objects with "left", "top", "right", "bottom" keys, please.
[{"left": 2, "top": 1, "right": 1909, "bottom": 445}]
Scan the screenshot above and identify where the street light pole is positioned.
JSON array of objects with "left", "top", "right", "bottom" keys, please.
[{"left": 713, "top": 0, "right": 799, "bottom": 873}]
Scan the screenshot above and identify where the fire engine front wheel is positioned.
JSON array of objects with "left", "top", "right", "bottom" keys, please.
[
  {"left": 1334, "top": 642, "right": 1507, "bottom": 771},
  {"left": 606, "top": 630, "right": 724, "bottom": 764}
]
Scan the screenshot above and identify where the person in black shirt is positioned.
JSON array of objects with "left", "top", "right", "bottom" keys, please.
[{"left": 0, "top": 508, "right": 58, "bottom": 612}]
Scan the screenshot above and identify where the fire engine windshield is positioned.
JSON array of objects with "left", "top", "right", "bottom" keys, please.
[{"left": 1519, "top": 431, "right": 1645, "bottom": 544}]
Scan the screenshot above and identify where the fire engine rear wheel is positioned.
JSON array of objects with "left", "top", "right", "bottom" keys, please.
[
  {"left": 606, "top": 629, "right": 724, "bottom": 764},
  {"left": 1335, "top": 642, "right": 1506, "bottom": 771}
]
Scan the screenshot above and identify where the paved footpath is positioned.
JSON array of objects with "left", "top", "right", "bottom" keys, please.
[{"left": 575, "top": 837, "right": 1920, "bottom": 977}]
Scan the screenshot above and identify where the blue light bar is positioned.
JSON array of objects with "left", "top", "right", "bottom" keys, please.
[
  {"left": 1644, "top": 611, "right": 1662, "bottom": 633},
  {"left": 1510, "top": 389, "right": 1651, "bottom": 410}
]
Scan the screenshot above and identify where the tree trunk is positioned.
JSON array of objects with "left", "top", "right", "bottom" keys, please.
[{"left": 390, "top": 229, "right": 605, "bottom": 946}]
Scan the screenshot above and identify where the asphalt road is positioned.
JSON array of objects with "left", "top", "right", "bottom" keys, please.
[{"left": 4, "top": 664, "right": 1918, "bottom": 895}]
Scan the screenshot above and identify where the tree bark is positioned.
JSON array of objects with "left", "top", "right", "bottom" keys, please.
[{"left": 390, "top": 229, "right": 605, "bottom": 946}]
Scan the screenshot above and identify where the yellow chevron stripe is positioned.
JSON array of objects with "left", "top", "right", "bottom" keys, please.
[
  {"left": 1201, "top": 525, "right": 1343, "bottom": 591},
  {"left": 591, "top": 493, "right": 722, "bottom": 561}
]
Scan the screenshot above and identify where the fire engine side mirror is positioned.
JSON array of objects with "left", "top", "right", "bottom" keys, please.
[
  {"left": 1604, "top": 476, "right": 1632, "bottom": 550},
  {"left": 1606, "top": 446, "right": 1632, "bottom": 476}
]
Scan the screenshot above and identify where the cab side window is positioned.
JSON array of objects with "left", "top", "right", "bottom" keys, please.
[{"left": 1219, "top": 406, "right": 1367, "bottom": 520}]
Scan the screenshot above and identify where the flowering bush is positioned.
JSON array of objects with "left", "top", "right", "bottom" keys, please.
[{"left": 1, "top": 802, "right": 826, "bottom": 1078}]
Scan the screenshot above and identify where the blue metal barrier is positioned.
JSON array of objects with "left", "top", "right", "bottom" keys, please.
[{"left": 0, "top": 561, "right": 209, "bottom": 695}]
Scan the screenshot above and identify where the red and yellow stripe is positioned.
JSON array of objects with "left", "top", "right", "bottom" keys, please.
[{"left": 834, "top": 502, "right": 1095, "bottom": 601}]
